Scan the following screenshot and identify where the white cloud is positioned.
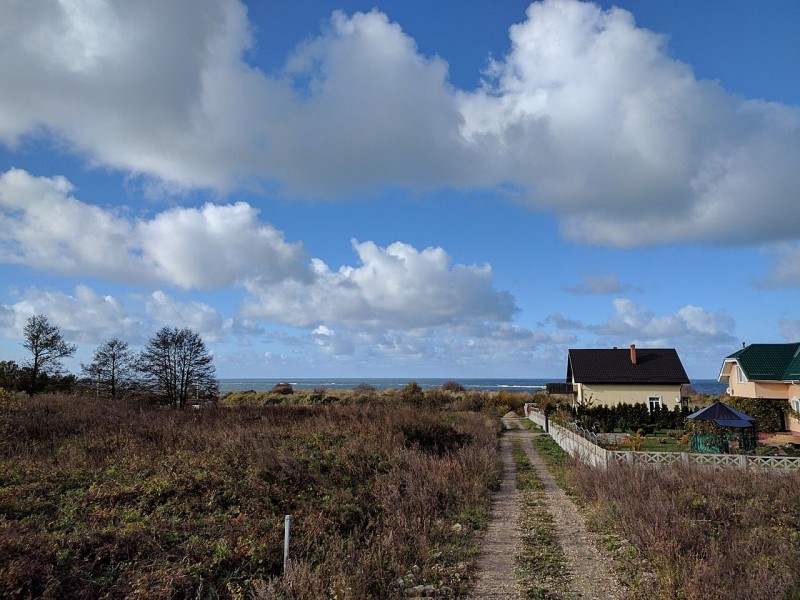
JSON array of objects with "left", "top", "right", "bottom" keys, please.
[
  {"left": 0, "top": 168, "right": 307, "bottom": 289},
  {"left": 2, "top": 1, "right": 798, "bottom": 246},
  {"left": 460, "top": 0, "right": 800, "bottom": 246},
  {"left": 242, "top": 239, "right": 517, "bottom": 329},
  {"left": 144, "top": 291, "right": 226, "bottom": 341},
  {"left": 0, "top": 286, "right": 232, "bottom": 347},
  {"left": 137, "top": 202, "right": 307, "bottom": 289},
  {"left": 594, "top": 298, "right": 735, "bottom": 344},
  {"left": 0, "top": 285, "right": 142, "bottom": 344},
  {"left": 0, "top": 168, "right": 141, "bottom": 281},
  {"left": 546, "top": 298, "right": 737, "bottom": 373}
]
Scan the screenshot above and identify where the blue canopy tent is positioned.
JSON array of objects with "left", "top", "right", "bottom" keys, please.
[{"left": 687, "top": 401, "right": 757, "bottom": 453}]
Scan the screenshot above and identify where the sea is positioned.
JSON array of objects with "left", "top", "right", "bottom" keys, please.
[{"left": 219, "top": 378, "right": 727, "bottom": 396}]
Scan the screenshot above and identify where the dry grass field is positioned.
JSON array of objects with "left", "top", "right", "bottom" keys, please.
[{"left": 0, "top": 394, "right": 501, "bottom": 599}]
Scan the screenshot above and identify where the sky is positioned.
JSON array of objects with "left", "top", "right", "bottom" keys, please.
[{"left": 1, "top": 0, "right": 799, "bottom": 380}]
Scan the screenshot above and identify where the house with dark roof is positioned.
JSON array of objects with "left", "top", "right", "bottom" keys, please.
[
  {"left": 718, "top": 343, "right": 800, "bottom": 432},
  {"left": 567, "top": 345, "right": 690, "bottom": 410}
]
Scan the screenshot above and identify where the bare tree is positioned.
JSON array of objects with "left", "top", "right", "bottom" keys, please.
[
  {"left": 22, "top": 314, "right": 77, "bottom": 396},
  {"left": 137, "top": 326, "right": 218, "bottom": 408},
  {"left": 82, "top": 338, "right": 134, "bottom": 399}
]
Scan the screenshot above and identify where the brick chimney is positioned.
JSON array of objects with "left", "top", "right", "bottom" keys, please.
[{"left": 630, "top": 344, "right": 637, "bottom": 365}]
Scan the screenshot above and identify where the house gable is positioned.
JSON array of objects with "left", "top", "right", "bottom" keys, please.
[{"left": 722, "top": 343, "right": 800, "bottom": 383}]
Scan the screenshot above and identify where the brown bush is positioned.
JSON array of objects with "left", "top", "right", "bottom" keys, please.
[
  {"left": 442, "top": 380, "right": 465, "bottom": 392},
  {"left": 270, "top": 382, "right": 294, "bottom": 395}
]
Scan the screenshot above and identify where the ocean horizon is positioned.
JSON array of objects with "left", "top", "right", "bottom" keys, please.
[{"left": 219, "top": 377, "right": 727, "bottom": 396}]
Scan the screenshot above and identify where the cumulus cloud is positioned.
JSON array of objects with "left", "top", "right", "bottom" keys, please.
[
  {"left": 0, "top": 2, "right": 471, "bottom": 195},
  {"left": 0, "top": 168, "right": 306, "bottom": 289},
  {"left": 563, "top": 273, "right": 632, "bottom": 295},
  {"left": 242, "top": 239, "right": 517, "bottom": 329},
  {"left": 0, "top": 285, "right": 142, "bottom": 344},
  {"left": 0, "top": 286, "right": 232, "bottom": 346},
  {"left": 546, "top": 297, "right": 737, "bottom": 372},
  {"left": 593, "top": 299, "right": 735, "bottom": 344},
  {"left": 1, "top": 1, "right": 798, "bottom": 246},
  {"left": 144, "top": 291, "right": 226, "bottom": 341},
  {"left": 460, "top": 0, "right": 800, "bottom": 246},
  {"left": 547, "top": 298, "right": 736, "bottom": 345}
]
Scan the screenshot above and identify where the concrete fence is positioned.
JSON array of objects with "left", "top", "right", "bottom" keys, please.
[{"left": 523, "top": 403, "right": 800, "bottom": 472}]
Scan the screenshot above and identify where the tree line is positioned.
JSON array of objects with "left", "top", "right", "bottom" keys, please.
[{"left": 1, "top": 314, "right": 218, "bottom": 408}]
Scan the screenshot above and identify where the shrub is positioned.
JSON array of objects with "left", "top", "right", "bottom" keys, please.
[
  {"left": 442, "top": 380, "right": 465, "bottom": 392},
  {"left": 727, "top": 396, "right": 787, "bottom": 432},
  {"left": 271, "top": 382, "right": 294, "bottom": 395},
  {"left": 400, "top": 381, "right": 425, "bottom": 405},
  {"left": 308, "top": 387, "right": 327, "bottom": 403},
  {"left": 401, "top": 422, "right": 472, "bottom": 456}
]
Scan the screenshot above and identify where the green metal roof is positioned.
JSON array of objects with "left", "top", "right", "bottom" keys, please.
[{"left": 726, "top": 343, "right": 800, "bottom": 381}]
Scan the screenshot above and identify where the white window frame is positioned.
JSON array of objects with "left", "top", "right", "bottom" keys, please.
[
  {"left": 648, "top": 396, "right": 662, "bottom": 412},
  {"left": 736, "top": 364, "right": 746, "bottom": 384},
  {"left": 791, "top": 398, "right": 800, "bottom": 415}
]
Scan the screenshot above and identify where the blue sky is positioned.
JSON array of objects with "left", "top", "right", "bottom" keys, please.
[{"left": 1, "top": 0, "right": 799, "bottom": 379}]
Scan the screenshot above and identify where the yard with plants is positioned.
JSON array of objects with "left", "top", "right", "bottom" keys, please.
[{"left": 0, "top": 392, "right": 502, "bottom": 599}]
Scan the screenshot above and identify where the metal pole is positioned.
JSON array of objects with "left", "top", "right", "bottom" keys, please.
[{"left": 283, "top": 515, "right": 291, "bottom": 574}]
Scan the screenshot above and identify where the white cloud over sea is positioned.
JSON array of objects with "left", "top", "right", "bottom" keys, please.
[{"left": 0, "top": 0, "right": 798, "bottom": 247}]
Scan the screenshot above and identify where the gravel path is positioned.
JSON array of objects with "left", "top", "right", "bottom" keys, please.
[
  {"left": 468, "top": 417, "right": 524, "bottom": 599},
  {"left": 470, "top": 415, "right": 626, "bottom": 600}
]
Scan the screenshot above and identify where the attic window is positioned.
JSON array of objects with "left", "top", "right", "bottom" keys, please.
[{"left": 736, "top": 365, "right": 746, "bottom": 384}]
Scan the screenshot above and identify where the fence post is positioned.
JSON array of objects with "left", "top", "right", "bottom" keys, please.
[
  {"left": 738, "top": 454, "right": 747, "bottom": 470},
  {"left": 283, "top": 514, "right": 291, "bottom": 574}
]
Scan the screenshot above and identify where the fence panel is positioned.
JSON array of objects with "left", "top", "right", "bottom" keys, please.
[{"left": 524, "top": 406, "right": 800, "bottom": 472}]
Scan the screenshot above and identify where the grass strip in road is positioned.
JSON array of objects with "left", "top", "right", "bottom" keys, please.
[
  {"left": 511, "top": 438, "right": 572, "bottom": 599},
  {"left": 532, "top": 434, "right": 571, "bottom": 493}
]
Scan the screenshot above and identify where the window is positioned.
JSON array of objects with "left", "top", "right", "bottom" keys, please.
[
  {"left": 648, "top": 396, "right": 661, "bottom": 412},
  {"left": 792, "top": 398, "right": 800, "bottom": 415},
  {"left": 736, "top": 365, "right": 746, "bottom": 384}
]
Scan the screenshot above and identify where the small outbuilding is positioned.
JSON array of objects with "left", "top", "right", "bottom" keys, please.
[{"left": 686, "top": 401, "right": 757, "bottom": 453}]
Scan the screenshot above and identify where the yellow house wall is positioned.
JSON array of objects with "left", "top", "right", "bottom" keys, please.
[
  {"left": 729, "top": 379, "right": 791, "bottom": 399},
  {"left": 576, "top": 383, "right": 683, "bottom": 408}
]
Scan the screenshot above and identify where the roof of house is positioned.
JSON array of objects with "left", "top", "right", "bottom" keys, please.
[
  {"left": 687, "top": 401, "right": 755, "bottom": 428},
  {"left": 724, "top": 343, "right": 800, "bottom": 381},
  {"left": 566, "top": 348, "right": 690, "bottom": 385}
]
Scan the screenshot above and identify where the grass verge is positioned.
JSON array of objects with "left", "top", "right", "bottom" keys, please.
[{"left": 511, "top": 438, "right": 571, "bottom": 599}]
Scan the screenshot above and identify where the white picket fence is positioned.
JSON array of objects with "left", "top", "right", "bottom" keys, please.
[{"left": 523, "top": 403, "right": 800, "bottom": 472}]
